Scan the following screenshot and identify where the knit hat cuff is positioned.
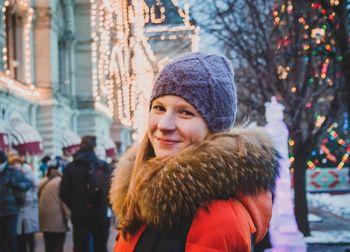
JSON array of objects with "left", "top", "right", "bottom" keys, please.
[
  {"left": 207, "top": 116, "right": 236, "bottom": 132},
  {"left": 150, "top": 88, "right": 211, "bottom": 127}
]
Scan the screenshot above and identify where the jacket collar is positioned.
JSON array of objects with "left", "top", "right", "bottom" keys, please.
[{"left": 110, "top": 127, "right": 280, "bottom": 232}]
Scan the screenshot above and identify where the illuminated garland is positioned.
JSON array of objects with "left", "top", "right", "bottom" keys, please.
[
  {"left": 306, "top": 122, "right": 350, "bottom": 170},
  {"left": 278, "top": 1, "right": 348, "bottom": 170},
  {"left": 24, "top": 7, "right": 33, "bottom": 86},
  {"left": 90, "top": 0, "right": 198, "bottom": 138},
  {"left": 106, "top": 0, "right": 156, "bottom": 139},
  {"left": 1, "top": 1, "right": 9, "bottom": 73},
  {"left": 2, "top": 0, "right": 33, "bottom": 82},
  {"left": 90, "top": 0, "right": 116, "bottom": 117},
  {"left": 273, "top": 0, "right": 340, "bottom": 90}
]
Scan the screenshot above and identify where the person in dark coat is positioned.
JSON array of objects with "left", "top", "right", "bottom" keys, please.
[
  {"left": 39, "top": 155, "right": 51, "bottom": 178},
  {"left": 59, "top": 136, "right": 112, "bottom": 252},
  {"left": 0, "top": 151, "right": 33, "bottom": 252}
]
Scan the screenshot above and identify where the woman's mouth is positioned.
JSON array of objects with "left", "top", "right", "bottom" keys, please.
[{"left": 156, "top": 138, "right": 180, "bottom": 146}]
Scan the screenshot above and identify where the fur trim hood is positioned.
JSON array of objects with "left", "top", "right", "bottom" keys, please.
[{"left": 109, "top": 127, "right": 280, "bottom": 233}]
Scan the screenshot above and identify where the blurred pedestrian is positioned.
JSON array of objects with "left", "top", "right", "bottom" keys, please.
[
  {"left": 94, "top": 144, "right": 114, "bottom": 249},
  {"left": 0, "top": 151, "right": 32, "bottom": 252},
  {"left": 109, "top": 53, "right": 280, "bottom": 251},
  {"left": 9, "top": 157, "right": 39, "bottom": 252},
  {"left": 39, "top": 155, "right": 51, "bottom": 178},
  {"left": 38, "top": 159, "right": 70, "bottom": 252},
  {"left": 61, "top": 148, "right": 73, "bottom": 170},
  {"left": 60, "top": 136, "right": 112, "bottom": 252}
]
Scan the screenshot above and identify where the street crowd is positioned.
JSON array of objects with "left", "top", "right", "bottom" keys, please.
[{"left": 0, "top": 135, "right": 114, "bottom": 252}]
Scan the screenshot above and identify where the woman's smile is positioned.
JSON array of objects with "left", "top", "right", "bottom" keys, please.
[
  {"left": 148, "top": 95, "right": 209, "bottom": 158},
  {"left": 156, "top": 137, "right": 181, "bottom": 146}
]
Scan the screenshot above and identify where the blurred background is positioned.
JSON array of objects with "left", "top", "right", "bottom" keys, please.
[{"left": 0, "top": 0, "right": 349, "bottom": 251}]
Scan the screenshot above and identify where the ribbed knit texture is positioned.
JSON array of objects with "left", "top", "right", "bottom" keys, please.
[{"left": 150, "top": 52, "right": 237, "bottom": 132}]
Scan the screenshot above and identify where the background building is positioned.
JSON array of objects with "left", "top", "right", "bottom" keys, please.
[{"left": 0, "top": 0, "right": 198, "bottom": 165}]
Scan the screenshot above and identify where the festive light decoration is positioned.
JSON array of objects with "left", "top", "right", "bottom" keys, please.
[
  {"left": 150, "top": 0, "right": 165, "bottom": 24},
  {"left": 104, "top": 0, "right": 157, "bottom": 139},
  {"left": 143, "top": 0, "right": 199, "bottom": 51},
  {"left": 0, "top": 0, "right": 41, "bottom": 99},
  {"left": 107, "top": 0, "right": 198, "bottom": 139},
  {"left": 1, "top": 0, "right": 197, "bottom": 141},
  {"left": 1, "top": 1, "right": 9, "bottom": 72},
  {"left": 1, "top": 0, "right": 33, "bottom": 83},
  {"left": 24, "top": 7, "right": 34, "bottom": 86},
  {"left": 276, "top": 1, "right": 348, "bottom": 170},
  {"left": 308, "top": 115, "right": 350, "bottom": 170}
]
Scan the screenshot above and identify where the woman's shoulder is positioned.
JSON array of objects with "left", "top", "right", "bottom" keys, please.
[
  {"left": 193, "top": 199, "right": 254, "bottom": 230},
  {"left": 186, "top": 199, "right": 254, "bottom": 251}
]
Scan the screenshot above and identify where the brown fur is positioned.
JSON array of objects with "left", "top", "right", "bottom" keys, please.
[{"left": 109, "top": 127, "right": 279, "bottom": 233}]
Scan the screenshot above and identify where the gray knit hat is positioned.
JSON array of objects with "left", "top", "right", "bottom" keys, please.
[{"left": 150, "top": 52, "right": 237, "bottom": 132}]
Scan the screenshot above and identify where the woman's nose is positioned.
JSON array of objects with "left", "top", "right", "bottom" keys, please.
[{"left": 158, "top": 113, "right": 176, "bottom": 132}]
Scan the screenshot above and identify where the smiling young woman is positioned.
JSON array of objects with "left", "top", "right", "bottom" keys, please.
[
  {"left": 148, "top": 95, "right": 209, "bottom": 158},
  {"left": 109, "top": 52, "right": 280, "bottom": 252}
]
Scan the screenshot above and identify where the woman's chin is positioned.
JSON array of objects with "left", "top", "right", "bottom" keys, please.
[{"left": 154, "top": 148, "right": 181, "bottom": 158}]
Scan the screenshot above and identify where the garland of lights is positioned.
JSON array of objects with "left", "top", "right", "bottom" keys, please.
[
  {"left": 2, "top": 0, "right": 33, "bottom": 81},
  {"left": 90, "top": 0, "right": 116, "bottom": 118},
  {"left": 1, "top": 1, "right": 9, "bottom": 72},
  {"left": 108, "top": 0, "right": 198, "bottom": 139},
  {"left": 291, "top": 125, "right": 350, "bottom": 171},
  {"left": 276, "top": 1, "right": 349, "bottom": 170},
  {"left": 101, "top": 0, "right": 156, "bottom": 139},
  {"left": 90, "top": 0, "right": 198, "bottom": 139},
  {"left": 306, "top": 123, "right": 350, "bottom": 170}
]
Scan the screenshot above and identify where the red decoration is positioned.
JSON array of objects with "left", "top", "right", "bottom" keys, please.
[
  {"left": 0, "top": 133, "right": 8, "bottom": 151},
  {"left": 13, "top": 142, "right": 43, "bottom": 156},
  {"left": 311, "top": 3, "right": 322, "bottom": 9},
  {"left": 106, "top": 148, "right": 117, "bottom": 158},
  {"left": 277, "top": 37, "right": 290, "bottom": 47},
  {"left": 63, "top": 144, "right": 80, "bottom": 156}
]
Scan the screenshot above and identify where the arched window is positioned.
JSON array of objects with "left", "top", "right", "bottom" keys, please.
[
  {"left": 4, "top": 5, "right": 26, "bottom": 81},
  {"left": 57, "top": 0, "right": 74, "bottom": 97},
  {"left": 58, "top": 31, "right": 73, "bottom": 96}
]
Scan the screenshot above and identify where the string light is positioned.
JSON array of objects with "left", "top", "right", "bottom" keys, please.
[
  {"left": 315, "top": 115, "right": 326, "bottom": 128},
  {"left": 90, "top": 0, "right": 117, "bottom": 118},
  {"left": 1, "top": 0, "right": 33, "bottom": 89},
  {"left": 150, "top": 1, "right": 165, "bottom": 24},
  {"left": 275, "top": 1, "right": 348, "bottom": 171},
  {"left": 2, "top": 1, "right": 9, "bottom": 72},
  {"left": 108, "top": 0, "right": 197, "bottom": 139},
  {"left": 308, "top": 120, "right": 350, "bottom": 169},
  {"left": 24, "top": 7, "right": 33, "bottom": 85}
]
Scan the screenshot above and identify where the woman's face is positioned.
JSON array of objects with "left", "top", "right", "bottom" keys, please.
[{"left": 148, "top": 95, "right": 209, "bottom": 158}]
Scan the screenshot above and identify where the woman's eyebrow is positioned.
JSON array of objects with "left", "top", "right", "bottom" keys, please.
[{"left": 152, "top": 100, "right": 164, "bottom": 106}]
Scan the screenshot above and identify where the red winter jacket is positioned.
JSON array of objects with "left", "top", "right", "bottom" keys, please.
[
  {"left": 110, "top": 129, "right": 278, "bottom": 252},
  {"left": 114, "top": 192, "right": 272, "bottom": 252}
]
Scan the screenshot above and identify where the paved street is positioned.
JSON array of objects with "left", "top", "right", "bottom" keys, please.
[
  {"left": 34, "top": 223, "right": 118, "bottom": 252},
  {"left": 32, "top": 205, "right": 350, "bottom": 252},
  {"left": 307, "top": 205, "right": 350, "bottom": 252}
]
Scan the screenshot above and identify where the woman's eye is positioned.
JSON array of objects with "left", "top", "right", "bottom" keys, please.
[
  {"left": 152, "top": 105, "right": 165, "bottom": 112},
  {"left": 179, "top": 110, "right": 195, "bottom": 117}
]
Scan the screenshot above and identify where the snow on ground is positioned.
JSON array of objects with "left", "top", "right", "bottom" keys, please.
[
  {"left": 305, "top": 231, "right": 350, "bottom": 243},
  {"left": 306, "top": 193, "right": 350, "bottom": 244},
  {"left": 307, "top": 193, "right": 350, "bottom": 220},
  {"left": 308, "top": 213, "right": 323, "bottom": 222}
]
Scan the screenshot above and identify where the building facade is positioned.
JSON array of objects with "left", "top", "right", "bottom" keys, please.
[
  {"left": 0, "top": 0, "right": 117, "bottom": 158},
  {"left": 0, "top": 0, "right": 198, "bottom": 161}
]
